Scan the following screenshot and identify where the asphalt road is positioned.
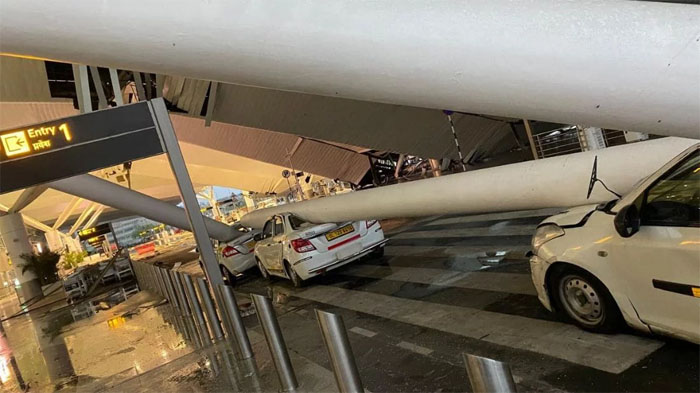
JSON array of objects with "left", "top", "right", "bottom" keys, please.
[{"left": 221, "top": 208, "right": 699, "bottom": 392}]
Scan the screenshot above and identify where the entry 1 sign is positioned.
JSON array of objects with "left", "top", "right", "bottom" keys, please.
[{"left": 0, "top": 101, "right": 165, "bottom": 194}]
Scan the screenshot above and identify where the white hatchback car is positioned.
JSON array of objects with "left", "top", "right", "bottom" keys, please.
[
  {"left": 254, "top": 213, "right": 387, "bottom": 287},
  {"left": 530, "top": 144, "right": 699, "bottom": 343},
  {"left": 216, "top": 227, "right": 261, "bottom": 284}
]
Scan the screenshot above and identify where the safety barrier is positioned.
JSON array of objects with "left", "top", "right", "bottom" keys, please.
[{"left": 130, "top": 260, "right": 518, "bottom": 392}]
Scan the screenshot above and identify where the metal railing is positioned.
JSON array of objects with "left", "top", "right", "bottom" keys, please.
[
  {"left": 131, "top": 260, "right": 518, "bottom": 392},
  {"left": 532, "top": 127, "right": 584, "bottom": 159}
]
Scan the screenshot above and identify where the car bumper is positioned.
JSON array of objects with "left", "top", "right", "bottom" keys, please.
[
  {"left": 222, "top": 253, "right": 256, "bottom": 275},
  {"left": 529, "top": 254, "right": 553, "bottom": 311},
  {"left": 295, "top": 236, "right": 387, "bottom": 280}
]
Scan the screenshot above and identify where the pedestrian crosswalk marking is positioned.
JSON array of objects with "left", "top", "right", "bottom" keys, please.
[
  {"left": 397, "top": 341, "right": 433, "bottom": 356},
  {"left": 290, "top": 285, "right": 663, "bottom": 374},
  {"left": 349, "top": 326, "right": 378, "bottom": 338},
  {"left": 342, "top": 265, "right": 538, "bottom": 296}
]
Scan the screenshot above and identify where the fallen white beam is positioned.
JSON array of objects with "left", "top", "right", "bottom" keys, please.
[
  {"left": 240, "top": 138, "right": 698, "bottom": 229},
  {"left": 1, "top": 1, "right": 698, "bottom": 136},
  {"left": 50, "top": 174, "right": 238, "bottom": 241}
]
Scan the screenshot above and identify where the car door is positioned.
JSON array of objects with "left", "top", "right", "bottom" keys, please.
[
  {"left": 266, "top": 216, "right": 286, "bottom": 273},
  {"left": 615, "top": 149, "right": 700, "bottom": 340},
  {"left": 257, "top": 220, "right": 275, "bottom": 269}
]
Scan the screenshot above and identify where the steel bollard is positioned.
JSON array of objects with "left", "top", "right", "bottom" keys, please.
[
  {"left": 181, "top": 273, "right": 213, "bottom": 346},
  {"left": 154, "top": 265, "right": 167, "bottom": 297},
  {"left": 195, "top": 277, "right": 225, "bottom": 341},
  {"left": 146, "top": 264, "right": 157, "bottom": 291},
  {"left": 170, "top": 270, "right": 191, "bottom": 316},
  {"left": 158, "top": 268, "right": 174, "bottom": 302},
  {"left": 160, "top": 268, "right": 181, "bottom": 310},
  {"left": 463, "top": 353, "right": 517, "bottom": 393},
  {"left": 218, "top": 284, "right": 254, "bottom": 359},
  {"left": 315, "top": 310, "right": 364, "bottom": 393},
  {"left": 251, "top": 293, "right": 297, "bottom": 392}
]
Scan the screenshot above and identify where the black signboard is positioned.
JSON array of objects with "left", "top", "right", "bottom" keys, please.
[
  {"left": 0, "top": 101, "right": 165, "bottom": 193},
  {"left": 87, "top": 235, "right": 106, "bottom": 247},
  {"left": 78, "top": 223, "right": 112, "bottom": 241}
]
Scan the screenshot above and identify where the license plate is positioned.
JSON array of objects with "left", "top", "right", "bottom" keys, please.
[
  {"left": 245, "top": 240, "right": 256, "bottom": 250},
  {"left": 325, "top": 224, "right": 354, "bottom": 241}
]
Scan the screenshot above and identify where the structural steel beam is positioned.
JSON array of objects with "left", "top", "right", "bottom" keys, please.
[
  {"left": 81, "top": 205, "right": 105, "bottom": 230},
  {"left": 52, "top": 197, "right": 83, "bottom": 230},
  {"left": 68, "top": 203, "right": 96, "bottom": 235},
  {"left": 0, "top": 203, "right": 73, "bottom": 240},
  {"left": 1, "top": 0, "right": 698, "bottom": 136},
  {"left": 240, "top": 137, "right": 698, "bottom": 229},
  {"left": 9, "top": 185, "right": 48, "bottom": 213},
  {"left": 50, "top": 174, "right": 237, "bottom": 241}
]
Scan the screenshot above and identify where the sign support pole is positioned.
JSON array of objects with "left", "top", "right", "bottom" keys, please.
[{"left": 148, "top": 99, "right": 224, "bottom": 287}]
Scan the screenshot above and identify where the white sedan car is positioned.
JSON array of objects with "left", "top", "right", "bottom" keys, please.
[
  {"left": 254, "top": 213, "right": 387, "bottom": 287},
  {"left": 530, "top": 144, "right": 699, "bottom": 343},
  {"left": 216, "top": 227, "right": 260, "bottom": 284}
]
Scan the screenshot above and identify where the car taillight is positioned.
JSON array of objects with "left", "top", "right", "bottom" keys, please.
[
  {"left": 291, "top": 238, "right": 316, "bottom": 253},
  {"left": 222, "top": 246, "right": 239, "bottom": 257},
  {"left": 366, "top": 220, "right": 378, "bottom": 228}
]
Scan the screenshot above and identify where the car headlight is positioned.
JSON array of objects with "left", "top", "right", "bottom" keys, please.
[{"left": 532, "top": 224, "right": 565, "bottom": 253}]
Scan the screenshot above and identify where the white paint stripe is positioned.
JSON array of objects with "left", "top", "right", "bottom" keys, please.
[
  {"left": 397, "top": 341, "right": 433, "bottom": 356},
  {"left": 343, "top": 264, "right": 537, "bottom": 296},
  {"left": 349, "top": 326, "right": 378, "bottom": 338},
  {"left": 384, "top": 245, "right": 531, "bottom": 257},
  {"left": 393, "top": 225, "right": 536, "bottom": 239},
  {"left": 427, "top": 208, "right": 561, "bottom": 227},
  {"left": 290, "top": 285, "right": 663, "bottom": 374}
]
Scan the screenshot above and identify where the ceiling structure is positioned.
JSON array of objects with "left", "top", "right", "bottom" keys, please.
[{"left": 0, "top": 55, "right": 532, "bottom": 228}]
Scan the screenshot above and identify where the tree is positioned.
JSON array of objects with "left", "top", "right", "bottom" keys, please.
[{"left": 20, "top": 250, "right": 61, "bottom": 286}]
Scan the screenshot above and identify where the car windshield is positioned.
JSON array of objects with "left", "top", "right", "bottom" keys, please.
[{"left": 289, "top": 215, "right": 314, "bottom": 230}]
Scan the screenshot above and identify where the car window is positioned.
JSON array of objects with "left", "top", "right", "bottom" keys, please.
[
  {"left": 641, "top": 149, "right": 700, "bottom": 228},
  {"left": 273, "top": 216, "right": 284, "bottom": 235},
  {"left": 262, "top": 221, "right": 273, "bottom": 238},
  {"left": 289, "top": 214, "right": 313, "bottom": 230}
]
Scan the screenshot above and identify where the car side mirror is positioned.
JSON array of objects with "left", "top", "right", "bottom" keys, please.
[
  {"left": 253, "top": 233, "right": 263, "bottom": 241},
  {"left": 614, "top": 204, "right": 640, "bottom": 238}
]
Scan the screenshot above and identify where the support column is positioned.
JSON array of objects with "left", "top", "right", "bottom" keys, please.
[
  {"left": 523, "top": 119, "right": 539, "bottom": 160},
  {"left": 0, "top": 213, "right": 43, "bottom": 302}
]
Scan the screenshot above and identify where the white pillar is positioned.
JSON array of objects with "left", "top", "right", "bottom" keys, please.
[{"left": 0, "top": 213, "right": 43, "bottom": 301}]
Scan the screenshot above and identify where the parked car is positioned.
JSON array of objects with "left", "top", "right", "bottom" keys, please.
[
  {"left": 216, "top": 226, "right": 261, "bottom": 284},
  {"left": 530, "top": 143, "right": 699, "bottom": 343},
  {"left": 254, "top": 213, "right": 387, "bottom": 287}
]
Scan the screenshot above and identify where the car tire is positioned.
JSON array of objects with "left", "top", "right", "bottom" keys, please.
[
  {"left": 550, "top": 265, "right": 623, "bottom": 333},
  {"left": 256, "top": 258, "right": 270, "bottom": 280},
  {"left": 371, "top": 246, "right": 385, "bottom": 258},
  {"left": 220, "top": 265, "right": 236, "bottom": 285},
  {"left": 284, "top": 261, "right": 304, "bottom": 288}
]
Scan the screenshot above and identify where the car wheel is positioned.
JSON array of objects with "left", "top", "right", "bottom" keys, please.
[
  {"left": 256, "top": 258, "right": 270, "bottom": 280},
  {"left": 220, "top": 265, "right": 236, "bottom": 285},
  {"left": 284, "top": 262, "right": 304, "bottom": 288},
  {"left": 550, "top": 266, "right": 623, "bottom": 333}
]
